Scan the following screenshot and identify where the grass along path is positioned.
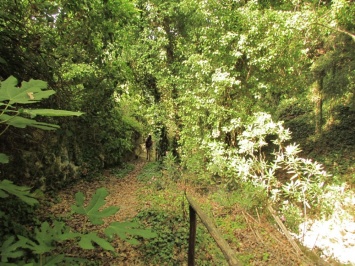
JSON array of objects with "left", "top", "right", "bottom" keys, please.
[{"left": 45, "top": 159, "right": 329, "bottom": 265}]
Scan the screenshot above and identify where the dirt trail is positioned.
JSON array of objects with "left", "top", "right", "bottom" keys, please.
[
  {"left": 48, "top": 159, "right": 147, "bottom": 265},
  {"left": 104, "top": 160, "right": 146, "bottom": 223},
  {"left": 47, "top": 159, "right": 324, "bottom": 266}
]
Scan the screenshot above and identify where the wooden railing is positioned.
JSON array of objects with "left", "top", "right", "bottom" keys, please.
[{"left": 186, "top": 193, "right": 242, "bottom": 266}]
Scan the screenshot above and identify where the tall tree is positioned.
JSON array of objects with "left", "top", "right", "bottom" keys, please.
[{"left": 0, "top": 0, "right": 141, "bottom": 188}]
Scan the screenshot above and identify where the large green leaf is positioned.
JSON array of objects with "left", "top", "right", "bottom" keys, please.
[
  {"left": 23, "top": 109, "right": 84, "bottom": 118},
  {"left": 0, "top": 76, "right": 84, "bottom": 132},
  {"left": 18, "top": 221, "right": 74, "bottom": 255},
  {"left": 0, "top": 76, "right": 54, "bottom": 104},
  {"left": 0, "top": 114, "right": 60, "bottom": 130},
  {"left": 1, "top": 222, "right": 80, "bottom": 263},
  {"left": 104, "top": 221, "right": 157, "bottom": 245},
  {"left": 34, "top": 221, "right": 68, "bottom": 246},
  {"left": 0, "top": 236, "right": 26, "bottom": 263},
  {"left": 71, "top": 188, "right": 119, "bottom": 225},
  {"left": 0, "top": 179, "right": 38, "bottom": 206},
  {"left": 18, "top": 235, "right": 53, "bottom": 255},
  {"left": 78, "top": 232, "right": 115, "bottom": 251},
  {"left": 42, "top": 255, "right": 66, "bottom": 265},
  {"left": 0, "top": 153, "right": 9, "bottom": 163}
]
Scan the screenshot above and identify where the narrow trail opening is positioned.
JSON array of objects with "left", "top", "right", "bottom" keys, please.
[{"left": 47, "top": 159, "right": 148, "bottom": 265}]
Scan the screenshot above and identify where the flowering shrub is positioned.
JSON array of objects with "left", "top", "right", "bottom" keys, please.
[{"left": 204, "top": 112, "right": 329, "bottom": 212}]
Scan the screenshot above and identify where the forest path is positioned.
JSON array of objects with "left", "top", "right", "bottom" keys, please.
[
  {"left": 48, "top": 158, "right": 148, "bottom": 265},
  {"left": 104, "top": 159, "right": 146, "bottom": 223},
  {"left": 46, "top": 159, "right": 326, "bottom": 266}
]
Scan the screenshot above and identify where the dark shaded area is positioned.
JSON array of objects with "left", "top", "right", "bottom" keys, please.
[{"left": 285, "top": 105, "right": 355, "bottom": 186}]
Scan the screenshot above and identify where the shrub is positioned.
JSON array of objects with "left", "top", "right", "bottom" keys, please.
[{"left": 203, "top": 112, "right": 330, "bottom": 218}]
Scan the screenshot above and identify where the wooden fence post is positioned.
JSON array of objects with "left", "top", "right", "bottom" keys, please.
[
  {"left": 186, "top": 193, "right": 242, "bottom": 266},
  {"left": 188, "top": 205, "right": 197, "bottom": 266}
]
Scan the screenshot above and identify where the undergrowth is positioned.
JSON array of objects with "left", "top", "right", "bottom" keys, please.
[
  {"left": 112, "top": 163, "right": 135, "bottom": 179},
  {"left": 133, "top": 209, "right": 227, "bottom": 265},
  {"left": 135, "top": 161, "right": 228, "bottom": 265},
  {"left": 137, "top": 161, "right": 162, "bottom": 183}
]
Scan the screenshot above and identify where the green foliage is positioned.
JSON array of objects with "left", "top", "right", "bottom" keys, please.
[
  {"left": 0, "top": 76, "right": 53, "bottom": 104},
  {"left": 105, "top": 221, "right": 157, "bottom": 245},
  {"left": 18, "top": 221, "right": 71, "bottom": 255},
  {"left": 0, "top": 76, "right": 83, "bottom": 131},
  {"left": 137, "top": 162, "right": 162, "bottom": 183},
  {"left": 78, "top": 232, "right": 114, "bottom": 251},
  {"left": 212, "top": 184, "right": 267, "bottom": 215},
  {"left": 0, "top": 0, "right": 354, "bottom": 263},
  {"left": 0, "top": 187, "right": 156, "bottom": 265},
  {"left": 1, "top": 221, "right": 76, "bottom": 265},
  {"left": 279, "top": 203, "right": 303, "bottom": 233},
  {"left": 0, "top": 236, "right": 26, "bottom": 263},
  {"left": 0, "top": 0, "right": 139, "bottom": 186},
  {"left": 0, "top": 179, "right": 38, "bottom": 206},
  {"left": 134, "top": 209, "right": 224, "bottom": 265},
  {"left": 0, "top": 73, "right": 88, "bottom": 264},
  {"left": 162, "top": 152, "right": 181, "bottom": 181},
  {"left": 71, "top": 187, "right": 119, "bottom": 225},
  {"left": 112, "top": 163, "right": 135, "bottom": 179}
]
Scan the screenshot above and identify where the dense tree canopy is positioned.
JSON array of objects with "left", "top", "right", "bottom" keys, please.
[
  {"left": 0, "top": 0, "right": 354, "bottom": 263},
  {"left": 0, "top": 0, "right": 353, "bottom": 189}
]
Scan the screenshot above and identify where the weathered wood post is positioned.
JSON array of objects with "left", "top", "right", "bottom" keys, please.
[
  {"left": 186, "top": 193, "right": 242, "bottom": 266},
  {"left": 188, "top": 205, "right": 197, "bottom": 266}
]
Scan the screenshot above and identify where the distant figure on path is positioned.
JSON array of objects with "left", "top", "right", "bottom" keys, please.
[{"left": 145, "top": 134, "right": 153, "bottom": 161}]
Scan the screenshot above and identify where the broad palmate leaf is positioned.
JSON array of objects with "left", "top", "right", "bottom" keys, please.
[
  {"left": 18, "top": 221, "right": 77, "bottom": 255},
  {"left": 17, "top": 235, "right": 53, "bottom": 255},
  {"left": 0, "top": 114, "right": 60, "bottom": 130},
  {"left": 0, "top": 76, "right": 83, "bottom": 131},
  {"left": 71, "top": 187, "right": 119, "bottom": 225},
  {"left": 0, "top": 179, "right": 38, "bottom": 206},
  {"left": 0, "top": 153, "right": 9, "bottom": 163},
  {"left": 34, "top": 221, "right": 75, "bottom": 246},
  {"left": 0, "top": 236, "right": 26, "bottom": 263},
  {"left": 78, "top": 232, "right": 114, "bottom": 251},
  {"left": 105, "top": 221, "right": 157, "bottom": 245},
  {"left": 22, "top": 109, "right": 84, "bottom": 118},
  {"left": 0, "top": 76, "right": 53, "bottom": 104}
]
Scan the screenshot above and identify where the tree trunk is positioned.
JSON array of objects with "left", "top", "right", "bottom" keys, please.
[{"left": 313, "top": 72, "right": 324, "bottom": 135}]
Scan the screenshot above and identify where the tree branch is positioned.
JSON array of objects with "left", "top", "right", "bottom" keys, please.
[{"left": 314, "top": 23, "right": 355, "bottom": 42}]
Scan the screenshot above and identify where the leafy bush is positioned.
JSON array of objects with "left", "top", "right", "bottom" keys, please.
[
  {"left": 0, "top": 187, "right": 157, "bottom": 265},
  {"left": 112, "top": 163, "right": 135, "bottom": 179},
  {"left": 203, "top": 112, "right": 330, "bottom": 216},
  {"left": 0, "top": 76, "right": 156, "bottom": 264},
  {"left": 134, "top": 209, "right": 225, "bottom": 265},
  {"left": 137, "top": 162, "right": 163, "bottom": 183},
  {"left": 162, "top": 152, "right": 181, "bottom": 181},
  {"left": 278, "top": 202, "right": 303, "bottom": 233},
  {"left": 212, "top": 183, "right": 268, "bottom": 215}
]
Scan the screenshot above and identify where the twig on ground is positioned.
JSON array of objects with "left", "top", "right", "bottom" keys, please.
[
  {"left": 267, "top": 205, "right": 303, "bottom": 255},
  {"left": 242, "top": 211, "right": 264, "bottom": 244}
]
